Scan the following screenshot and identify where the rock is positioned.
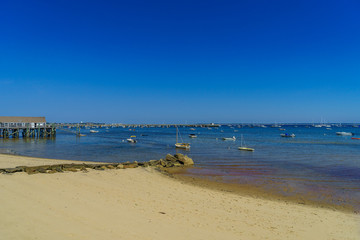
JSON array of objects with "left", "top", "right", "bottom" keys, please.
[
  {"left": 165, "top": 154, "right": 177, "bottom": 162},
  {"left": 25, "top": 167, "right": 38, "bottom": 175},
  {"left": 149, "top": 160, "right": 159, "bottom": 166},
  {"left": 4, "top": 167, "right": 23, "bottom": 174},
  {"left": 173, "top": 163, "right": 182, "bottom": 167},
  {"left": 107, "top": 165, "right": 115, "bottom": 169},
  {"left": 55, "top": 167, "right": 63, "bottom": 172},
  {"left": 166, "top": 162, "right": 175, "bottom": 167},
  {"left": 65, "top": 168, "right": 78, "bottom": 172},
  {"left": 174, "top": 153, "right": 194, "bottom": 166},
  {"left": 159, "top": 159, "right": 167, "bottom": 167},
  {"left": 123, "top": 163, "right": 138, "bottom": 169},
  {"left": 142, "top": 162, "right": 150, "bottom": 167},
  {"left": 37, "top": 168, "right": 47, "bottom": 173},
  {"left": 0, "top": 154, "right": 195, "bottom": 175}
]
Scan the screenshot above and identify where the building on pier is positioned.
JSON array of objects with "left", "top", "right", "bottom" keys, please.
[{"left": 0, "top": 116, "right": 55, "bottom": 138}]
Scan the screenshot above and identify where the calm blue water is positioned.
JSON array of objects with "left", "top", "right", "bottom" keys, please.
[{"left": 1, "top": 125, "right": 359, "bottom": 209}]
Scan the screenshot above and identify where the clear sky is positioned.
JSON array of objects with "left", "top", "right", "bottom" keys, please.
[{"left": 1, "top": 0, "right": 359, "bottom": 123}]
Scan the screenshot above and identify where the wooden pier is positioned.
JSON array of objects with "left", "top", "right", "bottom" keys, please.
[
  {"left": 0, "top": 116, "right": 56, "bottom": 139},
  {"left": 0, "top": 126, "right": 56, "bottom": 138}
]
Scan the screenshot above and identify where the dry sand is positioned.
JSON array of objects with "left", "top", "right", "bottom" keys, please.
[{"left": 0, "top": 154, "right": 359, "bottom": 240}]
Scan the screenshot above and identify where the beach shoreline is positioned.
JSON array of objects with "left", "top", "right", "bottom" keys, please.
[
  {"left": 0, "top": 154, "right": 359, "bottom": 240},
  {"left": 164, "top": 167, "right": 359, "bottom": 214}
]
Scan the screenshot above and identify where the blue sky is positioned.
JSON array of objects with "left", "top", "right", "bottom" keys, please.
[{"left": 1, "top": 0, "right": 359, "bottom": 123}]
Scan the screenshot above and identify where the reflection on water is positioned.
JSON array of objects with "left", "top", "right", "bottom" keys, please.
[{"left": 0, "top": 125, "right": 359, "bottom": 210}]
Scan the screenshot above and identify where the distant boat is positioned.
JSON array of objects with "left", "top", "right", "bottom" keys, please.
[
  {"left": 222, "top": 136, "right": 236, "bottom": 141},
  {"left": 127, "top": 135, "right": 137, "bottom": 143},
  {"left": 175, "top": 127, "right": 190, "bottom": 149},
  {"left": 238, "top": 134, "right": 254, "bottom": 151},
  {"left": 190, "top": 128, "right": 196, "bottom": 131},
  {"left": 90, "top": 130, "right": 99, "bottom": 133},
  {"left": 189, "top": 134, "right": 197, "bottom": 138},
  {"left": 279, "top": 128, "right": 286, "bottom": 131},
  {"left": 336, "top": 132, "right": 354, "bottom": 136},
  {"left": 351, "top": 137, "right": 360, "bottom": 140},
  {"left": 280, "top": 133, "right": 295, "bottom": 138},
  {"left": 76, "top": 125, "right": 86, "bottom": 137}
]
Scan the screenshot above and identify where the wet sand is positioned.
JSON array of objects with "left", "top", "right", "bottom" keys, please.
[
  {"left": 166, "top": 167, "right": 359, "bottom": 213},
  {"left": 0, "top": 154, "right": 359, "bottom": 240}
]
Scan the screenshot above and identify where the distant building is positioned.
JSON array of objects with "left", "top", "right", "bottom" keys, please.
[{"left": 0, "top": 116, "right": 46, "bottom": 128}]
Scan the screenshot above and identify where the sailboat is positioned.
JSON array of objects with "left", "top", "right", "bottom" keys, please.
[
  {"left": 175, "top": 126, "right": 190, "bottom": 149},
  {"left": 76, "top": 125, "right": 86, "bottom": 137},
  {"left": 238, "top": 134, "right": 254, "bottom": 151}
]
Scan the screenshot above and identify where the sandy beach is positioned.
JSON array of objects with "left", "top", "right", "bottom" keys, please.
[{"left": 0, "top": 154, "right": 359, "bottom": 240}]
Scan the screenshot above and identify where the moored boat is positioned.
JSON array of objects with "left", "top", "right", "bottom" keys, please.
[
  {"left": 127, "top": 135, "right": 137, "bottom": 143},
  {"left": 280, "top": 133, "right": 295, "bottom": 138},
  {"left": 238, "top": 135, "right": 254, "bottom": 151},
  {"left": 336, "top": 132, "right": 354, "bottom": 136},
  {"left": 175, "top": 127, "right": 190, "bottom": 149},
  {"left": 222, "top": 136, "right": 236, "bottom": 141},
  {"left": 189, "top": 134, "right": 197, "bottom": 138}
]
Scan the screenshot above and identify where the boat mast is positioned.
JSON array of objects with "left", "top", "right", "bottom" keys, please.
[{"left": 176, "top": 126, "right": 178, "bottom": 144}]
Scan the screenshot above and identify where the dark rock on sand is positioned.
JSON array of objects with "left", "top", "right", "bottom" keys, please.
[
  {"left": 0, "top": 154, "right": 194, "bottom": 175},
  {"left": 174, "top": 153, "right": 194, "bottom": 166}
]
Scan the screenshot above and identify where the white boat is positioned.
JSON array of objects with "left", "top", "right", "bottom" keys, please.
[
  {"left": 336, "top": 132, "right": 354, "bottom": 136},
  {"left": 280, "top": 133, "right": 295, "bottom": 137},
  {"left": 175, "top": 127, "right": 190, "bottom": 149},
  {"left": 189, "top": 134, "right": 197, "bottom": 138},
  {"left": 222, "top": 136, "right": 236, "bottom": 141},
  {"left": 238, "top": 134, "right": 254, "bottom": 151},
  {"left": 90, "top": 130, "right": 99, "bottom": 133},
  {"left": 127, "top": 135, "right": 137, "bottom": 143}
]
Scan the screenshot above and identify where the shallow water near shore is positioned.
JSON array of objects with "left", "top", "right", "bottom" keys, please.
[{"left": 1, "top": 125, "right": 359, "bottom": 210}]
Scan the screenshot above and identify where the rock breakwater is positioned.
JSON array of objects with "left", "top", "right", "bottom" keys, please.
[{"left": 0, "top": 153, "right": 194, "bottom": 175}]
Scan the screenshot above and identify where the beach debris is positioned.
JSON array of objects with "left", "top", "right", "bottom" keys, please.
[{"left": 0, "top": 154, "right": 194, "bottom": 175}]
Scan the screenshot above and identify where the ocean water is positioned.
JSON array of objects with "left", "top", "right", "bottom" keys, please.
[{"left": 1, "top": 125, "right": 359, "bottom": 209}]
